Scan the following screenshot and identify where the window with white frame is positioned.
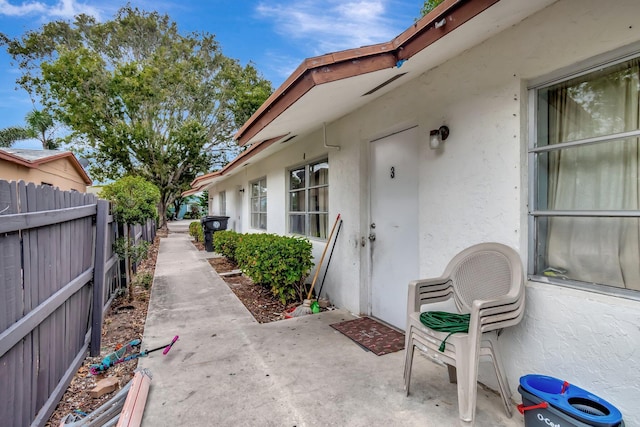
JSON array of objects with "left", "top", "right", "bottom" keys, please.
[
  {"left": 250, "top": 178, "right": 267, "bottom": 230},
  {"left": 219, "top": 191, "right": 226, "bottom": 216},
  {"left": 289, "top": 159, "right": 329, "bottom": 239},
  {"left": 530, "top": 54, "right": 640, "bottom": 295}
]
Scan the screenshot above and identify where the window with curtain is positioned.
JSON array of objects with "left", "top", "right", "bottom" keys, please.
[
  {"left": 250, "top": 178, "right": 267, "bottom": 230},
  {"left": 288, "top": 159, "right": 329, "bottom": 239},
  {"left": 219, "top": 191, "right": 226, "bottom": 216},
  {"left": 531, "top": 56, "right": 640, "bottom": 294}
]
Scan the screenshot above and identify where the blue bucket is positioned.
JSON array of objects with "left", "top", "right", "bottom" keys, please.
[{"left": 518, "top": 375, "right": 623, "bottom": 427}]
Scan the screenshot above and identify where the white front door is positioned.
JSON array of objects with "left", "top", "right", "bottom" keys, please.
[{"left": 370, "top": 127, "right": 420, "bottom": 330}]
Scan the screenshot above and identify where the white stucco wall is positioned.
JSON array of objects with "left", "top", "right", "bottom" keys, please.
[{"left": 207, "top": 0, "right": 640, "bottom": 422}]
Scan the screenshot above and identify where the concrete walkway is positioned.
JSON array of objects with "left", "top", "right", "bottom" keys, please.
[{"left": 139, "top": 222, "right": 524, "bottom": 426}]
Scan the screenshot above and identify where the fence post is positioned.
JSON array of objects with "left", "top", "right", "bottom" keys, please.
[{"left": 90, "top": 199, "right": 109, "bottom": 356}]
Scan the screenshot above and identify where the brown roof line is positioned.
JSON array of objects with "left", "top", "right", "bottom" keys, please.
[
  {"left": 181, "top": 187, "right": 202, "bottom": 197},
  {"left": 0, "top": 149, "right": 92, "bottom": 185},
  {"left": 0, "top": 149, "right": 32, "bottom": 168},
  {"left": 233, "top": 0, "right": 500, "bottom": 146},
  {"left": 190, "top": 134, "right": 287, "bottom": 188}
]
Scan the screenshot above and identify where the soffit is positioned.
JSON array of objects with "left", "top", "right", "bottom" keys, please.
[{"left": 239, "top": 0, "right": 557, "bottom": 147}]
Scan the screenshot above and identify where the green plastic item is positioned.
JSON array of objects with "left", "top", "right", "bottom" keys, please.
[{"left": 310, "top": 300, "right": 320, "bottom": 314}]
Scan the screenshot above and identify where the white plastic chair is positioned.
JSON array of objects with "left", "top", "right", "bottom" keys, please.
[{"left": 403, "top": 242, "right": 525, "bottom": 425}]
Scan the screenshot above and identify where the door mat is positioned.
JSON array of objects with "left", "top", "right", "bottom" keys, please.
[{"left": 330, "top": 316, "right": 405, "bottom": 356}]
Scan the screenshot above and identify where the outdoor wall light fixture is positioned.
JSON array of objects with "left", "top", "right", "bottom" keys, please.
[
  {"left": 429, "top": 125, "right": 450, "bottom": 149},
  {"left": 238, "top": 188, "right": 245, "bottom": 193}
]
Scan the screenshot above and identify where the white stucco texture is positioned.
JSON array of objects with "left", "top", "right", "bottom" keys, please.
[{"left": 205, "top": 0, "right": 640, "bottom": 423}]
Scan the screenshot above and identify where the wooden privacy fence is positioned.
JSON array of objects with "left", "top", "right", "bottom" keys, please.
[{"left": 0, "top": 180, "right": 155, "bottom": 427}]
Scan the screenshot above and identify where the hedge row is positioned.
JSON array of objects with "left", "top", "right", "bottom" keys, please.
[
  {"left": 213, "top": 230, "right": 313, "bottom": 304},
  {"left": 189, "top": 221, "right": 204, "bottom": 242}
]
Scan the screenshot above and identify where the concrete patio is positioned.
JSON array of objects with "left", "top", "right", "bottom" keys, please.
[{"left": 139, "top": 221, "right": 524, "bottom": 426}]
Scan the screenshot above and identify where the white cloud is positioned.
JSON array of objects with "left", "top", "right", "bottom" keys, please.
[
  {"left": 255, "top": 0, "right": 400, "bottom": 56},
  {"left": 0, "top": 0, "right": 46, "bottom": 15},
  {"left": 0, "top": 0, "right": 101, "bottom": 20},
  {"left": 49, "top": 0, "right": 101, "bottom": 19}
]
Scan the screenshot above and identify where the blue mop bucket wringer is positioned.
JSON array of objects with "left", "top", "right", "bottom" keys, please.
[{"left": 518, "top": 374, "right": 624, "bottom": 427}]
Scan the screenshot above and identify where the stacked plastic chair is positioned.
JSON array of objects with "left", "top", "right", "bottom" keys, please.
[{"left": 403, "top": 242, "right": 525, "bottom": 425}]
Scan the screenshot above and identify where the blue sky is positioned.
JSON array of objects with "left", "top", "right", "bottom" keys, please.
[{"left": 0, "top": 0, "right": 421, "bottom": 149}]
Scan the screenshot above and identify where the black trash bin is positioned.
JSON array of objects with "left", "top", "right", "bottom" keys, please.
[{"left": 200, "top": 216, "right": 229, "bottom": 252}]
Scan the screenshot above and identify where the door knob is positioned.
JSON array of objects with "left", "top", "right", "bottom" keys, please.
[{"left": 368, "top": 233, "right": 376, "bottom": 241}]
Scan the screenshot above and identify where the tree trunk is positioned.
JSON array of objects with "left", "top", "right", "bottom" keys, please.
[{"left": 157, "top": 201, "right": 167, "bottom": 229}]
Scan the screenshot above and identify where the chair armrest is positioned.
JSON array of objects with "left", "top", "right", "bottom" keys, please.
[
  {"left": 471, "top": 285, "right": 524, "bottom": 311},
  {"left": 471, "top": 288, "right": 525, "bottom": 332},
  {"left": 408, "top": 277, "right": 451, "bottom": 314}
]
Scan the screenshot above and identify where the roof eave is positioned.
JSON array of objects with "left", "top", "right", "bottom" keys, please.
[
  {"left": 190, "top": 134, "right": 287, "bottom": 190},
  {"left": 233, "top": 0, "right": 500, "bottom": 146},
  {"left": 0, "top": 149, "right": 92, "bottom": 185}
]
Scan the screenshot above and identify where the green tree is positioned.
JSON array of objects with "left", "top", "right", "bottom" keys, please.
[
  {"left": 0, "top": 109, "right": 60, "bottom": 149},
  {"left": 0, "top": 127, "right": 28, "bottom": 147},
  {"left": 2, "top": 6, "right": 272, "bottom": 226},
  {"left": 420, "top": 0, "right": 445, "bottom": 17},
  {"left": 100, "top": 175, "right": 160, "bottom": 300},
  {"left": 198, "top": 190, "right": 209, "bottom": 215}
]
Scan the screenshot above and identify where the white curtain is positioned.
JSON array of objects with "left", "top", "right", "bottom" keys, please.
[{"left": 545, "top": 59, "right": 640, "bottom": 290}]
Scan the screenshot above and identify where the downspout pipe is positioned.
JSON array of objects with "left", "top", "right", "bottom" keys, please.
[{"left": 323, "top": 123, "right": 341, "bottom": 151}]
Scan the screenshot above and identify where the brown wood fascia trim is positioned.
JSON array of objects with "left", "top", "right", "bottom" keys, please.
[
  {"left": 236, "top": 73, "right": 315, "bottom": 145},
  {"left": 0, "top": 150, "right": 91, "bottom": 184},
  {"left": 235, "top": 0, "right": 502, "bottom": 146},
  {"left": 220, "top": 133, "right": 284, "bottom": 171},
  {"left": 235, "top": 51, "right": 398, "bottom": 145},
  {"left": 190, "top": 134, "right": 287, "bottom": 188},
  {"left": 0, "top": 150, "right": 32, "bottom": 167},
  {"left": 181, "top": 187, "right": 201, "bottom": 196},
  {"left": 397, "top": 0, "right": 501, "bottom": 60},
  {"left": 391, "top": 0, "right": 464, "bottom": 48},
  {"left": 233, "top": 43, "right": 398, "bottom": 144},
  {"left": 310, "top": 52, "right": 397, "bottom": 85},
  {"left": 190, "top": 170, "right": 221, "bottom": 187}
]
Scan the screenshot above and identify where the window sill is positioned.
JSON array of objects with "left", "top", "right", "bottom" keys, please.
[{"left": 528, "top": 275, "right": 640, "bottom": 302}]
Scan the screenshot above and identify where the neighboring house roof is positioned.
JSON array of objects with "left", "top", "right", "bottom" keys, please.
[
  {"left": 192, "top": 0, "right": 555, "bottom": 190},
  {"left": 0, "top": 147, "right": 92, "bottom": 185}
]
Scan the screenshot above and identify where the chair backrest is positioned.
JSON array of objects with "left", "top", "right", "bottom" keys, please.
[{"left": 444, "top": 243, "right": 523, "bottom": 313}]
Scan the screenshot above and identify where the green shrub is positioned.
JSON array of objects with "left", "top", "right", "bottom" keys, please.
[
  {"left": 99, "top": 176, "right": 160, "bottom": 225},
  {"left": 188, "top": 221, "right": 198, "bottom": 238},
  {"left": 134, "top": 272, "right": 154, "bottom": 289},
  {"left": 189, "top": 221, "right": 204, "bottom": 242},
  {"left": 100, "top": 175, "right": 159, "bottom": 300},
  {"left": 114, "top": 238, "right": 150, "bottom": 265},
  {"left": 213, "top": 230, "right": 240, "bottom": 261},
  {"left": 235, "top": 233, "right": 313, "bottom": 304}
]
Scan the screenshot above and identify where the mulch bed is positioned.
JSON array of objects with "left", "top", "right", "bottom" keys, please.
[
  {"left": 45, "top": 228, "right": 168, "bottom": 426},
  {"left": 209, "top": 256, "right": 237, "bottom": 272},
  {"left": 207, "top": 256, "right": 299, "bottom": 323},
  {"left": 44, "top": 232, "right": 300, "bottom": 426}
]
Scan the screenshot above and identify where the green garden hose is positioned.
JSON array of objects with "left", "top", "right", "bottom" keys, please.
[{"left": 419, "top": 311, "right": 470, "bottom": 352}]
